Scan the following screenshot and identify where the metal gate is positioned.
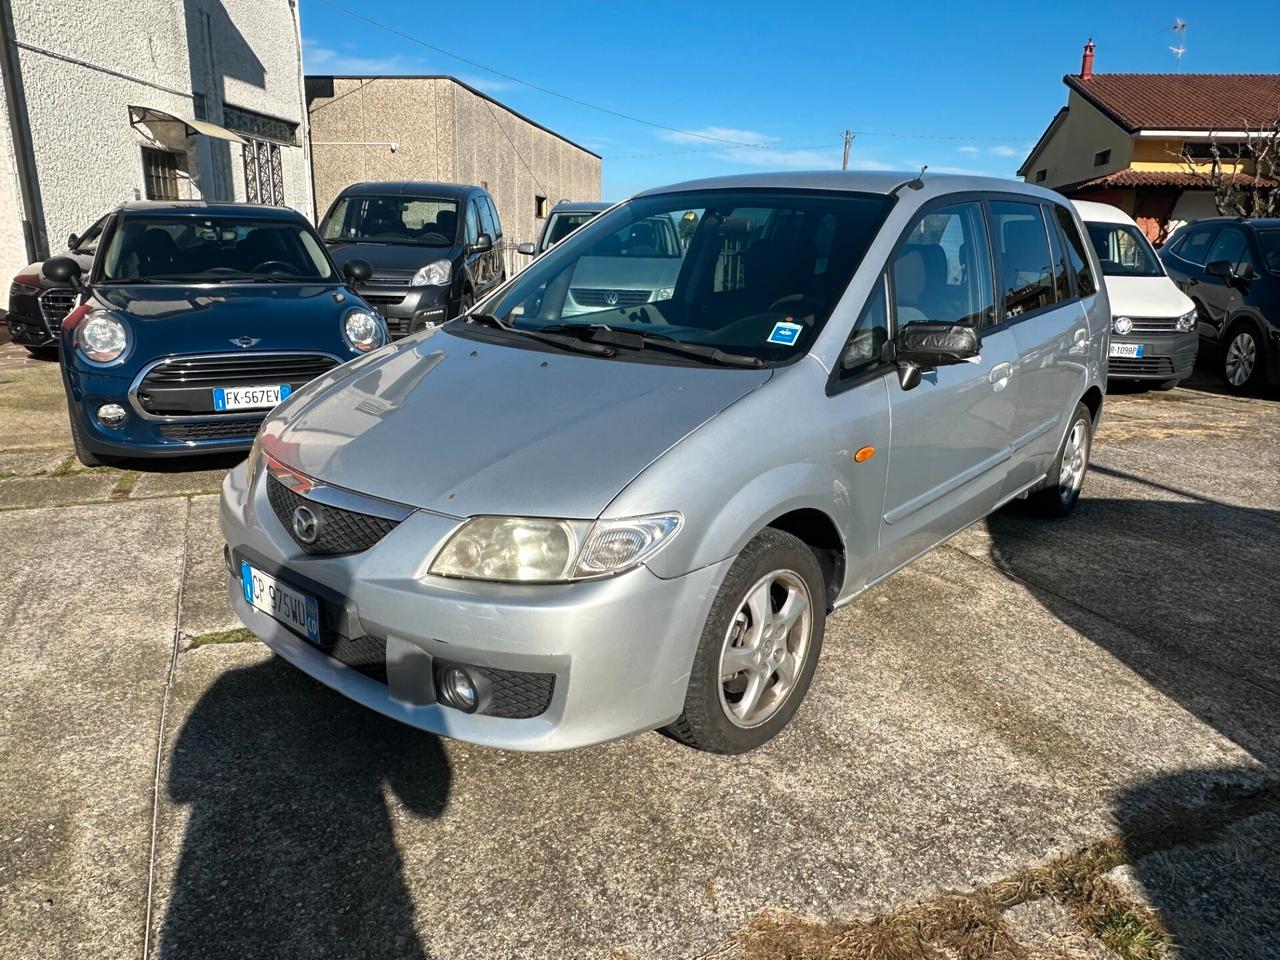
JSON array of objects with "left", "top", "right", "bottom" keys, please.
[{"left": 243, "top": 138, "right": 284, "bottom": 206}]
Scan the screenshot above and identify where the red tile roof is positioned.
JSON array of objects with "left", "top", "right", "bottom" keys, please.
[
  {"left": 1065, "top": 74, "right": 1280, "bottom": 132},
  {"left": 1068, "top": 169, "right": 1276, "bottom": 193}
]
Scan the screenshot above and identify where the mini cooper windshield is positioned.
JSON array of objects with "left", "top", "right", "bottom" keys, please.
[
  {"left": 479, "top": 190, "right": 892, "bottom": 363},
  {"left": 100, "top": 216, "right": 335, "bottom": 283}
]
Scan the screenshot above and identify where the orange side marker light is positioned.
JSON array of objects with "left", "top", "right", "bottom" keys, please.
[{"left": 854, "top": 446, "right": 876, "bottom": 463}]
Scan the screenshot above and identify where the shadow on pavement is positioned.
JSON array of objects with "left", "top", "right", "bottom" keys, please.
[
  {"left": 988, "top": 478, "right": 1280, "bottom": 958},
  {"left": 159, "top": 657, "right": 451, "bottom": 959}
]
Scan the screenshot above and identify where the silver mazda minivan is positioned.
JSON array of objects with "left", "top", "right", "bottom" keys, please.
[{"left": 220, "top": 172, "right": 1109, "bottom": 754}]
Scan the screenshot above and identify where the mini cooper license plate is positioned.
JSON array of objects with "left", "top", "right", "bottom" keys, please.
[
  {"left": 213, "top": 383, "right": 292, "bottom": 411},
  {"left": 1109, "top": 343, "right": 1145, "bottom": 359},
  {"left": 240, "top": 561, "right": 320, "bottom": 642}
]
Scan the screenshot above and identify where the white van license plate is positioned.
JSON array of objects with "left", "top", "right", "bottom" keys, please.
[
  {"left": 240, "top": 561, "right": 320, "bottom": 642},
  {"left": 1109, "top": 343, "right": 1145, "bottom": 359},
  {"left": 213, "top": 383, "right": 292, "bottom": 411}
]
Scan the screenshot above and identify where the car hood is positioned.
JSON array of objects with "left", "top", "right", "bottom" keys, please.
[
  {"left": 1102, "top": 275, "right": 1194, "bottom": 319},
  {"left": 92, "top": 283, "right": 360, "bottom": 359},
  {"left": 325, "top": 241, "right": 460, "bottom": 276},
  {"left": 259, "top": 327, "right": 772, "bottom": 518}
]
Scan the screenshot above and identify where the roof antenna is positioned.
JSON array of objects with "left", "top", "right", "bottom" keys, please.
[
  {"left": 890, "top": 165, "right": 928, "bottom": 196},
  {"left": 1170, "top": 19, "right": 1187, "bottom": 72}
]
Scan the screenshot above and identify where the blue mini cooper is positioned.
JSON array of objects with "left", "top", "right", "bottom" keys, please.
[{"left": 43, "top": 201, "right": 383, "bottom": 466}]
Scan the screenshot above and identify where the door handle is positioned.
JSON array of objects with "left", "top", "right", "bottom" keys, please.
[{"left": 989, "top": 362, "right": 1013, "bottom": 390}]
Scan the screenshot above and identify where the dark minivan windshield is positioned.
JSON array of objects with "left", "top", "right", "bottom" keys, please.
[
  {"left": 1085, "top": 221, "right": 1164, "bottom": 277},
  {"left": 100, "top": 216, "right": 334, "bottom": 282},
  {"left": 479, "top": 190, "right": 893, "bottom": 363},
  {"left": 321, "top": 197, "right": 459, "bottom": 246}
]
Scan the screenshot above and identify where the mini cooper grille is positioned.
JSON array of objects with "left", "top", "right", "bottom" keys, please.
[
  {"left": 140, "top": 353, "right": 339, "bottom": 389},
  {"left": 1108, "top": 356, "right": 1176, "bottom": 377},
  {"left": 39, "top": 288, "right": 76, "bottom": 330},
  {"left": 267, "top": 476, "right": 401, "bottom": 555},
  {"left": 158, "top": 417, "right": 264, "bottom": 441},
  {"left": 571, "top": 287, "right": 652, "bottom": 308}
]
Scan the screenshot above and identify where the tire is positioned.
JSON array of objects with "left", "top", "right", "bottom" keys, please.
[
  {"left": 1026, "top": 401, "right": 1092, "bottom": 518},
  {"left": 1221, "top": 321, "right": 1266, "bottom": 394},
  {"left": 65, "top": 393, "right": 106, "bottom": 468},
  {"left": 25, "top": 345, "right": 58, "bottom": 361},
  {"left": 1151, "top": 378, "right": 1181, "bottom": 391},
  {"left": 457, "top": 290, "right": 474, "bottom": 319},
  {"left": 665, "top": 527, "right": 826, "bottom": 754}
]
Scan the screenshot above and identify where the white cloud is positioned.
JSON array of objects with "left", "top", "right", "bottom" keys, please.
[
  {"left": 303, "top": 38, "right": 421, "bottom": 75},
  {"left": 989, "top": 144, "right": 1018, "bottom": 157},
  {"left": 653, "top": 126, "right": 890, "bottom": 170},
  {"left": 658, "top": 126, "right": 779, "bottom": 147},
  {"left": 957, "top": 145, "right": 980, "bottom": 155}
]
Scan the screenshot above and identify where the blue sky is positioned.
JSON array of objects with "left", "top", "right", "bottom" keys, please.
[{"left": 300, "top": 0, "right": 1280, "bottom": 201}]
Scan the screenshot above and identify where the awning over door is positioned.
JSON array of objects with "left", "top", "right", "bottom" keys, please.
[{"left": 128, "top": 105, "right": 246, "bottom": 144}]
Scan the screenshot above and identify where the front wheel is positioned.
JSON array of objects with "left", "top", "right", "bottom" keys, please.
[
  {"left": 65, "top": 392, "right": 108, "bottom": 468},
  {"left": 1026, "top": 401, "right": 1092, "bottom": 518},
  {"left": 1222, "top": 324, "right": 1265, "bottom": 394},
  {"left": 665, "top": 528, "right": 826, "bottom": 754}
]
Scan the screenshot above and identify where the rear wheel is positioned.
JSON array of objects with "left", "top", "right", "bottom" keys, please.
[
  {"left": 1222, "top": 323, "right": 1265, "bottom": 394},
  {"left": 1026, "top": 402, "right": 1092, "bottom": 518},
  {"left": 665, "top": 527, "right": 826, "bottom": 754}
]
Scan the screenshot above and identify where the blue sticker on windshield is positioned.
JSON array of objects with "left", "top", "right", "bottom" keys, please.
[{"left": 767, "top": 321, "right": 803, "bottom": 346}]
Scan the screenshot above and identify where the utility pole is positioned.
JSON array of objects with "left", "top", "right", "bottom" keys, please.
[{"left": 841, "top": 130, "right": 854, "bottom": 170}]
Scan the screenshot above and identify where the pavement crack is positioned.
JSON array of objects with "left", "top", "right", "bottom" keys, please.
[{"left": 140, "top": 496, "right": 193, "bottom": 960}]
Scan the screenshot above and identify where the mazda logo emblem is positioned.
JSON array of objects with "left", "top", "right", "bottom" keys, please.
[
  {"left": 604, "top": 290, "right": 619, "bottom": 306},
  {"left": 292, "top": 505, "right": 319, "bottom": 544}
]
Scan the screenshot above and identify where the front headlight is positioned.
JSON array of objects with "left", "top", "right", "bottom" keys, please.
[
  {"left": 429, "top": 512, "right": 682, "bottom": 582},
  {"left": 77, "top": 310, "right": 128, "bottom": 363},
  {"left": 1175, "top": 308, "right": 1197, "bottom": 333},
  {"left": 343, "top": 307, "right": 384, "bottom": 352},
  {"left": 412, "top": 259, "right": 451, "bottom": 286}
]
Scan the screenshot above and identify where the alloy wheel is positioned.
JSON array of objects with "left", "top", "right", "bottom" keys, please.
[
  {"left": 1059, "top": 418, "right": 1089, "bottom": 505},
  {"left": 718, "top": 570, "right": 813, "bottom": 728},
  {"left": 1225, "top": 331, "right": 1257, "bottom": 387}
]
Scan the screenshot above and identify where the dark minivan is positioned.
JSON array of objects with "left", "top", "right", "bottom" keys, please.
[
  {"left": 320, "top": 181, "right": 506, "bottom": 338},
  {"left": 1159, "top": 217, "right": 1280, "bottom": 393}
]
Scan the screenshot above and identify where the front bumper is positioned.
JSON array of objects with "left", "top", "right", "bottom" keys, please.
[
  {"left": 360, "top": 283, "right": 452, "bottom": 339},
  {"left": 1106, "top": 330, "right": 1199, "bottom": 382},
  {"left": 219, "top": 464, "right": 729, "bottom": 751}
]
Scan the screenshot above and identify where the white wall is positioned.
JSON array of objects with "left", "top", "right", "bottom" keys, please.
[{"left": 1169, "top": 191, "right": 1222, "bottom": 235}]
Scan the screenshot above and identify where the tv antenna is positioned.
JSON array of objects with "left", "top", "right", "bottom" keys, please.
[{"left": 1169, "top": 19, "right": 1187, "bottom": 71}]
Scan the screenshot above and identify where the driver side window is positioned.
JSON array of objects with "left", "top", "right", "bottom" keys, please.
[
  {"left": 891, "top": 202, "right": 994, "bottom": 329},
  {"left": 465, "top": 201, "right": 480, "bottom": 245}
]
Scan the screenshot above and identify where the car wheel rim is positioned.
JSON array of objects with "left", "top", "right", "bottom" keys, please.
[
  {"left": 718, "top": 569, "right": 813, "bottom": 729},
  {"left": 1225, "top": 332, "right": 1256, "bottom": 386},
  {"left": 1058, "top": 418, "right": 1089, "bottom": 504}
]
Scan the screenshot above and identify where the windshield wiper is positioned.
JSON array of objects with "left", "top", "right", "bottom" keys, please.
[
  {"left": 540, "top": 323, "right": 764, "bottom": 368},
  {"left": 465, "top": 313, "right": 616, "bottom": 357},
  {"left": 99, "top": 277, "right": 158, "bottom": 284}
]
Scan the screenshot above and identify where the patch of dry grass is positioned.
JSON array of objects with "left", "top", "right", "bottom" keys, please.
[{"left": 187, "top": 627, "right": 256, "bottom": 649}]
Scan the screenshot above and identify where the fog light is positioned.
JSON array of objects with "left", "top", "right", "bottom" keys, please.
[
  {"left": 96, "top": 403, "right": 127, "bottom": 428},
  {"left": 439, "top": 667, "right": 478, "bottom": 712}
]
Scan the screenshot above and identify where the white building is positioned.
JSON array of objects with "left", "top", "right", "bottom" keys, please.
[{"left": 0, "top": 0, "right": 313, "bottom": 307}]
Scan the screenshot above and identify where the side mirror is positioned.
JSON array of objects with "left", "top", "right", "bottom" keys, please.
[
  {"left": 1204, "top": 259, "right": 1234, "bottom": 281},
  {"left": 342, "top": 258, "right": 372, "bottom": 284},
  {"left": 516, "top": 242, "right": 536, "bottom": 256},
  {"left": 66, "top": 233, "right": 79, "bottom": 250},
  {"left": 892, "top": 322, "right": 981, "bottom": 390},
  {"left": 470, "top": 233, "right": 493, "bottom": 254},
  {"left": 43, "top": 256, "right": 84, "bottom": 288}
]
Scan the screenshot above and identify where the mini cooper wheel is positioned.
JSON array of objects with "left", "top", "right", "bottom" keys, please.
[
  {"left": 1222, "top": 323, "right": 1265, "bottom": 394},
  {"left": 666, "top": 527, "right": 826, "bottom": 754},
  {"left": 64, "top": 392, "right": 108, "bottom": 468},
  {"left": 1026, "top": 401, "right": 1092, "bottom": 518}
]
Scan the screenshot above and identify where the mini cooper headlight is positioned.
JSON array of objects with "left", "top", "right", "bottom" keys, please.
[
  {"left": 343, "top": 307, "right": 384, "bottom": 353},
  {"left": 1175, "top": 308, "right": 1197, "bottom": 333},
  {"left": 77, "top": 310, "right": 128, "bottom": 363},
  {"left": 412, "top": 259, "right": 451, "bottom": 286},
  {"left": 429, "top": 513, "right": 682, "bottom": 583}
]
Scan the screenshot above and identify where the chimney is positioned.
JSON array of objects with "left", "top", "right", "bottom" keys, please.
[{"left": 1080, "top": 38, "right": 1096, "bottom": 79}]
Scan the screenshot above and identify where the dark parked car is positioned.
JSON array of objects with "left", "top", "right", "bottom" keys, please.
[
  {"left": 6, "top": 214, "right": 107, "bottom": 356},
  {"left": 1159, "top": 217, "right": 1280, "bottom": 392},
  {"left": 45, "top": 200, "right": 383, "bottom": 466},
  {"left": 319, "top": 181, "right": 506, "bottom": 339},
  {"left": 517, "top": 200, "right": 609, "bottom": 257}
]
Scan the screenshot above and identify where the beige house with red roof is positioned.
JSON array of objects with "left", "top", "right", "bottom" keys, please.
[{"left": 1019, "top": 41, "right": 1280, "bottom": 243}]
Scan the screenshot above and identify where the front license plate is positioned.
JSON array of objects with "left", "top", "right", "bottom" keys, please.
[
  {"left": 241, "top": 561, "right": 320, "bottom": 642},
  {"left": 1109, "top": 343, "right": 1145, "bottom": 359},
  {"left": 213, "top": 383, "right": 292, "bottom": 411}
]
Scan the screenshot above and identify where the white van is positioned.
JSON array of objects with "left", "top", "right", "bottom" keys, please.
[{"left": 1073, "top": 200, "right": 1198, "bottom": 389}]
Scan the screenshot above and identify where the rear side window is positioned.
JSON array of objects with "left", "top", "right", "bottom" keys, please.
[
  {"left": 990, "top": 201, "right": 1054, "bottom": 318},
  {"left": 1177, "top": 227, "right": 1216, "bottom": 265},
  {"left": 891, "top": 201, "right": 994, "bottom": 329},
  {"left": 1053, "top": 205, "right": 1096, "bottom": 297},
  {"left": 1045, "top": 205, "right": 1071, "bottom": 301}
]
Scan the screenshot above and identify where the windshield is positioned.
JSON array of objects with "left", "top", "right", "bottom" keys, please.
[
  {"left": 320, "top": 196, "right": 458, "bottom": 246},
  {"left": 476, "top": 189, "right": 893, "bottom": 363},
  {"left": 100, "top": 216, "right": 334, "bottom": 282},
  {"left": 1257, "top": 230, "right": 1280, "bottom": 274},
  {"left": 1085, "top": 222, "right": 1164, "bottom": 277},
  {"left": 540, "top": 212, "right": 600, "bottom": 252}
]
